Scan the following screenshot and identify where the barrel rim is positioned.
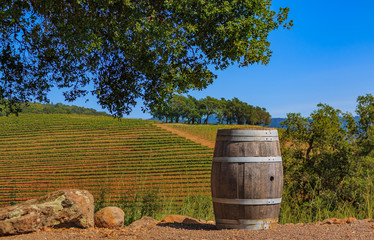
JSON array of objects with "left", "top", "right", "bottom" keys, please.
[
  {"left": 216, "top": 129, "right": 279, "bottom": 138},
  {"left": 212, "top": 197, "right": 282, "bottom": 205},
  {"left": 215, "top": 218, "right": 278, "bottom": 230},
  {"left": 212, "top": 156, "right": 282, "bottom": 163},
  {"left": 217, "top": 127, "right": 278, "bottom": 131}
]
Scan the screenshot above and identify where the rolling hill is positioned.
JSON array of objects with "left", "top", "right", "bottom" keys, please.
[{"left": 0, "top": 114, "right": 213, "bottom": 207}]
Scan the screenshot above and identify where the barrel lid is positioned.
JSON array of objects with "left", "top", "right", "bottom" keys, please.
[{"left": 217, "top": 128, "right": 278, "bottom": 137}]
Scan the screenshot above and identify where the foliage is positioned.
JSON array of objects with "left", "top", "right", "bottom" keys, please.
[
  {"left": 1, "top": 0, "right": 292, "bottom": 117},
  {"left": 355, "top": 94, "right": 374, "bottom": 155},
  {"left": 280, "top": 94, "right": 374, "bottom": 222},
  {"left": 111, "top": 192, "right": 215, "bottom": 225},
  {"left": 178, "top": 194, "right": 214, "bottom": 220},
  {"left": 150, "top": 94, "right": 271, "bottom": 125},
  {"left": 114, "top": 189, "right": 163, "bottom": 225},
  {"left": 94, "top": 188, "right": 107, "bottom": 213},
  {"left": 0, "top": 102, "right": 108, "bottom": 116},
  {"left": 140, "top": 189, "right": 161, "bottom": 217},
  {"left": 200, "top": 96, "right": 219, "bottom": 124}
]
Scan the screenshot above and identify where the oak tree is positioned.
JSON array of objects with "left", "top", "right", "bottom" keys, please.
[{"left": 1, "top": 0, "right": 292, "bottom": 116}]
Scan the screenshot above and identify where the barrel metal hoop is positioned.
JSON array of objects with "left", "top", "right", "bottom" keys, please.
[
  {"left": 215, "top": 136, "right": 279, "bottom": 142},
  {"left": 218, "top": 130, "right": 278, "bottom": 137},
  {"left": 213, "top": 156, "right": 282, "bottom": 163},
  {"left": 212, "top": 197, "right": 282, "bottom": 205},
  {"left": 215, "top": 218, "right": 276, "bottom": 230}
]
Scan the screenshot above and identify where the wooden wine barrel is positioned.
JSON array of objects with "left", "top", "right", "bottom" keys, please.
[{"left": 211, "top": 128, "right": 283, "bottom": 230}]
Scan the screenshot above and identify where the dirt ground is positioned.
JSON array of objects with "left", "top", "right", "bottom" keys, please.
[{"left": 2, "top": 219, "right": 374, "bottom": 240}]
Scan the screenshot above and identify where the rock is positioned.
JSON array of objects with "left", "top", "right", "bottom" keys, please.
[
  {"left": 346, "top": 217, "right": 357, "bottom": 223},
  {"left": 284, "top": 223, "right": 295, "bottom": 226},
  {"left": 94, "top": 207, "right": 124, "bottom": 228},
  {"left": 160, "top": 215, "right": 201, "bottom": 224},
  {"left": 129, "top": 216, "right": 158, "bottom": 229},
  {"left": 320, "top": 218, "right": 357, "bottom": 225},
  {"left": 321, "top": 218, "right": 338, "bottom": 225},
  {"left": 0, "top": 189, "right": 94, "bottom": 236}
]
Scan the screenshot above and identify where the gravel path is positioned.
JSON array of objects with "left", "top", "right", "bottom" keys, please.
[{"left": 2, "top": 220, "right": 374, "bottom": 240}]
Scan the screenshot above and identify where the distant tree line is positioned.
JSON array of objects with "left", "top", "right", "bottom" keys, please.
[
  {"left": 150, "top": 95, "right": 271, "bottom": 125},
  {"left": 0, "top": 102, "right": 109, "bottom": 116}
]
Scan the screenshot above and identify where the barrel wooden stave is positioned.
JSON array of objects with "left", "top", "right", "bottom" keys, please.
[
  {"left": 213, "top": 141, "right": 281, "bottom": 157},
  {"left": 211, "top": 128, "right": 283, "bottom": 230}
]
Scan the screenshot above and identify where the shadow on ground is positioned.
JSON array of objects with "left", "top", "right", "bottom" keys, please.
[{"left": 157, "top": 223, "right": 218, "bottom": 231}]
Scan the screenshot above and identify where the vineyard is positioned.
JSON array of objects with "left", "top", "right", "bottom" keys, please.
[
  {"left": 2, "top": 112, "right": 370, "bottom": 224},
  {"left": 159, "top": 123, "right": 263, "bottom": 145},
  {"left": 0, "top": 114, "right": 213, "bottom": 208}
]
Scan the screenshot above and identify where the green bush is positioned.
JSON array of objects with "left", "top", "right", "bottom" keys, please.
[{"left": 280, "top": 94, "right": 374, "bottom": 223}]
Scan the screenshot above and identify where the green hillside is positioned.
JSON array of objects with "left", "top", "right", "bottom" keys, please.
[
  {"left": 0, "top": 102, "right": 109, "bottom": 116},
  {"left": 160, "top": 123, "right": 265, "bottom": 145},
  {"left": 0, "top": 114, "right": 213, "bottom": 208}
]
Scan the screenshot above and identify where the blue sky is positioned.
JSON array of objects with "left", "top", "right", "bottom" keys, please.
[{"left": 48, "top": 0, "right": 374, "bottom": 119}]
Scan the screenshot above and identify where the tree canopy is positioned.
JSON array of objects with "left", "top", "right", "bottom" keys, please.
[
  {"left": 0, "top": 0, "right": 292, "bottom": 117},
  {"left": 280, "top": 94, "right": 374, "bottom": 215},
  {"left": 0, "top": 102, "right": 109, "bottom": 116},
  {"left": 150, "top": 94, "right": 271, "bottom": 125}
]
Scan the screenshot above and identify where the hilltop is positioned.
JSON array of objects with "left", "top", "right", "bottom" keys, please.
[{"left": 0, "top": 102, "right": 109, "bottom": 116}]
